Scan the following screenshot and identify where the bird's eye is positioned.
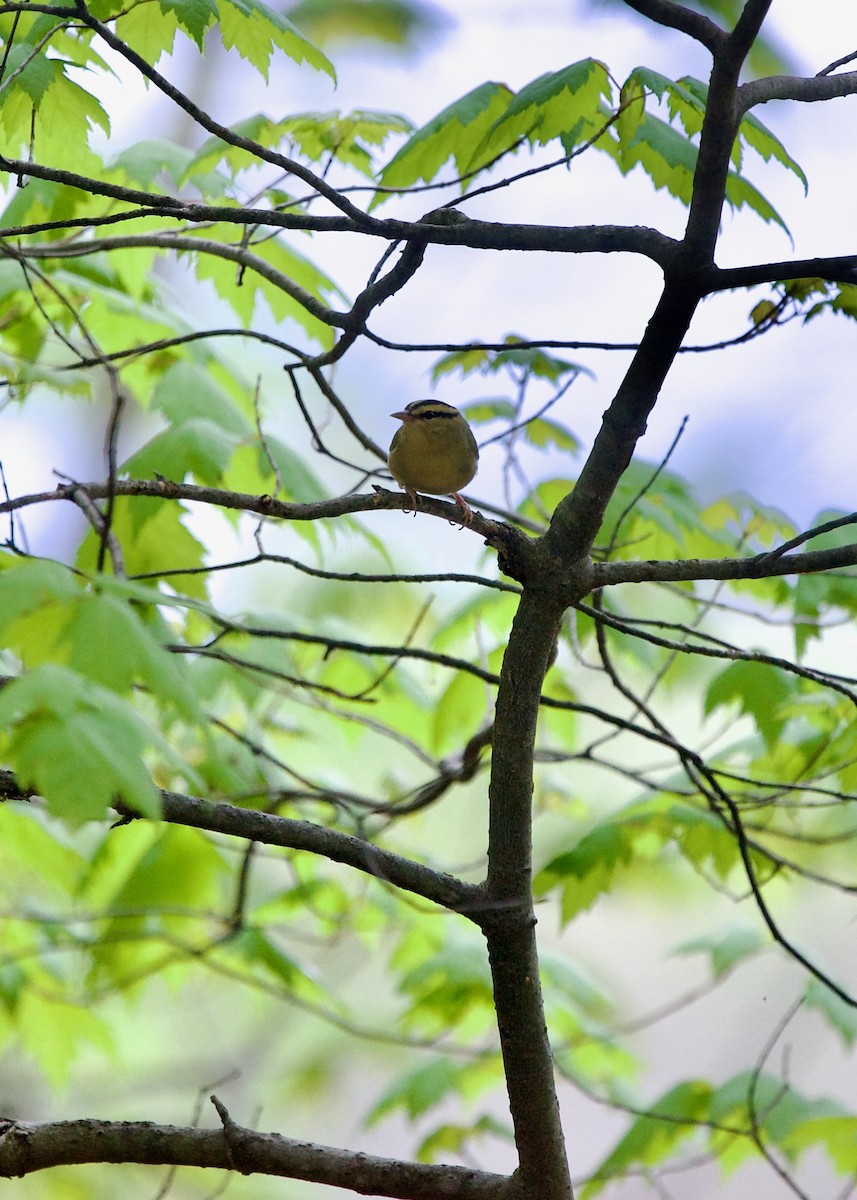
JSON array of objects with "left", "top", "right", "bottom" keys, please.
[{"left": 421, "top": 411, "right": 437, "bottom": 420}]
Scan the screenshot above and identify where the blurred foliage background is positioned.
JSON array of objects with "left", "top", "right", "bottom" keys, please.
[{"left": 2, "top": 1, "right": 857, "bottom": 1198}]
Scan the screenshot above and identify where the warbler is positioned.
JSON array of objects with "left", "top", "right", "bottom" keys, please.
[{"left": 388, "top": 400, "right": 479, "bottom": 525}]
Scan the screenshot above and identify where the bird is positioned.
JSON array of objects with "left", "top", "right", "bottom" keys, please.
[{"left": 388, "top": 399, "right": 479, "bottom": 525}]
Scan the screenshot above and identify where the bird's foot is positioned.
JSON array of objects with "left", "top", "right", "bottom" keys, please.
[{"left": 450, "top": 493, "right": 474, "bottom": 527}]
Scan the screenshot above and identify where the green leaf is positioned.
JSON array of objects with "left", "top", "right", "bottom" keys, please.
[
  {"left": 0, "top": 180, "right": 83, "bottom": 242},
  {"left": 194, "top": 108, "right": 414, "bottom": 178},
  {"left": 522, "top": 417, "right": 580, "bottom": 454},
  {"left": 19, "top": 14, "right": 111, "bottom": 72},
  {"left": 87, "top": 0, "right": 133, "bottom": 16},
  {"left": 711, "top": 1070, "right": 847, "bottom": 1165},
  {"left": 537, "top": 820, "right": 634, "bottom": 921},
  {"left": 0, "top": 62, "right": 110, "bottom": 169},
  {"left": 617, "top": 111, "right": 697, "bottom": 204},
  {"left": 470, "top": 59, "right": 612, "bottom": 172},
  {"left": 832, "top": 283, "right": 857, "bottom": 320},
  {"left": 782, "top": 1115, "right": 857, "bottom": 1174},
  {"left": 18, "top": 993, "right": 113, "bottom": 1088},
  {"left": 40, "top": 264, "right": 179, "bottom": 387},
  {"left": 75, "top": 499, "right": 209, "bottom": 601},
  {"left": 47, "top": 72, "right": 111, "bottom": 143},
  {"left": 617, "top": 72, "right": 646, "bottom": 145},
  {"left": 488, "top": 344, "right": 590, "bottom": 383},
  {"left": 374, "top": 81, "right": 514, "bottom": 200},
  {"left": 597, "top": 458, "right": 712, "bottom": 562},
  {"left": 189, "top": 227, "right": 343, "bottom": 343},
  {"left": 432, "top": 339, "right": 589, "bottom": 385},
  {"left": 366, "top": 1058, "right": 463, "bottom": 1124},
  {"left": 0, "top": 555, "right": 80, "bottom": 629},
  {"left": 152, "top": 358, "right": 252, "bottom": 432},
  {"left": 750, "top": 298, "right": 778, "bottom": 327},
  {"left": 615, "top": 72, "right": 793, "bottom": 231},
  {"left": 64, "top": 585, "right": 202, "bottom": 719},
  {"left": 115, "top": 2, "right": 180, "bottom": 64},
  {"left": 583, "top": 1081, "right": 712, "bottom": 1198},
  {"left": 320, "top": 108, "right": 413, "bottom": 170},
  {"left": 91, "top": 823, "right": 221, "bottom": 910},
  {"left": 397, "top": 935, "right": 494, "bottom": 1037},
  {"left": 536, "top": 800, "right": 742, "bottom": 921},
  {"left": 738, "top": 108, "right": 807, "bottom": 191},
  {"left": 111, "top": 138, "right": 197, "bottom": 189},
  {"left": 417, "top": 1114, "right": 510, "bottom": 1164},
  {"left": 430, "top": 346, "right": 499, "bottom": 382},
  {"left": 2, "top": 44, "right": 56, "bottom": 106},
  {"left": 157, "top": 0, "right": 217, "bottom": 48},
  {"left": 218, "top": 0, "right": 335, "bottom": 81},
  {"left": 432, "top": 668, "right": 487, "bottom": 756},
  {"left": 633, "top": 68, "right": 706, "bottom": 137},
  {"left": 262, "top": 435, "right": 329, "bottom": 504},
  {"left": 458, "top": 397, "right": 517, "bottom": 422},
  {"left": 85, "top": 824, "right": 225, "bottom": 984},
  {"left": 228, "top": 927, "right": 326, "bottom": 999},
  {"left": 520, "top": 476, "right": 572, "bottom": 526},
  {"left": 0, "top": 806, "right": 85, "bottom": 898},
  {"left": 0, "top": 665, "right": 162, "bottom": 824},
  {"left": 676, "top": 75, "right": 807, "bottom": 192},
  {"left": 625, "top": 65, "right": 688, "bottom": 107},
  {"left": 187, "top": 113, "right": 282, "bottom": 176},
  {"left": 803, "top": 978, "right": 857, "bottom": 1048},
  {"left": 675, "top": 926, "right": 764, "bottom": 978},
  {"left": 124, "top": 420, "right": 240, "bottom": 485},
  {"left": 626, "top": 69, "right": 806, "bottom": 198},
  {"left": 793, "top": 510, "right": 857, "bottom": 656},
  {"left": 120, "top": 347, "right": 267, "bottom": 477},
  {"left": 704, "top": 659, "right": 793, "bottom": 748},
  {"left": 304, "top": 108, "right": 411, "bottom": 172},
  {"left": 725, "top": 168, "right": 791, "bottom": 237},
  {"left": 286, "top": 0, "right": 450, "bottom": 50},
  {"left": 540, "top": 952, "right": 614, "bottom": 1021}
]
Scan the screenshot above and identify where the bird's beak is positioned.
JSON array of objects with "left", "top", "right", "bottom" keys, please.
[{"left": 390, "top": 410, "right": 411, "bottom": 421}]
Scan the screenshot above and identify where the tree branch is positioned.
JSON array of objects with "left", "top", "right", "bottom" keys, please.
[
  {"left": 577, "top": 601, "right": 857, "bottom": 705},
  {"left": 0, "top": 1111, "right": 508, "bottom": 1198},
  {"left": 738, "top": 69, "right": 857, "bottom": 115},
  {"left": 0, "top": 477, "right": 543, "bottom": 580},
  {"left": 681, "top": 2, "right": 766, "bottom": 261},
  {"left": 5, "top": 234, "right": 345, "bottom": 329},
  {"left": 6, "top": 479, "right": 857, "bottom": 587},
  {"left": 0, "top": 475, "right": 479, "bottom": 524},
  {"left": 545, "top": 278, "right": 701, "bottom": 558},
  {"left": 0, "top": 162, "right": 680, "bottom": 262},
  {"left": 0, "top": 154, "right": 193, "bottom": 212},
  {"left": 621, "top": 0, "right": 725, "bottom": 53},
  {"left": 730, "top": 0, "right": 775, "bottom": 59},
  {"left": 702, "top": 253, "right": 857, "bottom": 290},
  {"left": 593, "top": 540, "right": 857, "bottom": 586},
  {"left": 135, "top": 789, "right": 484, "bottom": 916},
  {"left": 0, "top": 770, "right": 480, "bottom": 914},
  {"left": 481, "top": 587, "right": 575, "bottom": 1200},
  {"left": 309, "top": 238, "right": 428, "bottom": 366}
]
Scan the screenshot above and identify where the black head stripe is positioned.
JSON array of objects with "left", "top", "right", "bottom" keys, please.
[{"left": 408, "top": 400, "right": 458, "bottom": 420}]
